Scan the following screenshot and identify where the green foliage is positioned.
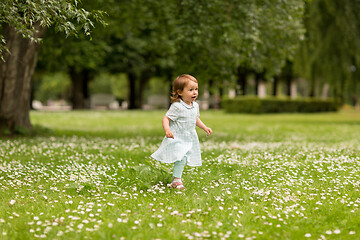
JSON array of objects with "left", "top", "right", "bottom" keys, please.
[
  {"left": 146, "top": 77, "right": 170, "bottom": 96},
  {"left": 33, "top": 0, "right": 306, "bottom": 109},
  {"left": 89, "top": 73, "right": 128, "bottom": 99},
  {"left": 38, "top": 28, "right": 109, "bottom": 72},
  {"left": 171, "top": 0, "right": 241, "bottom": 79},
  {"left": 239, "top": 0, "right": 305, "bottom": 78},
  {"left": 0, "top": 0, "right": 105, "bottom": 59},
  {"left": 105, "top": 0, "right": 305, "bottom": 83},
  {"left": 294, "top": 0, "right": 360, "bottom": 100},
  {"left": 33, "top": 72, "right": 71, "bottom": 103},
  {"left": 222, "top": 96, "right": 339, "bottom": 113},
  {"left": 33, "top": 72, "right": 130, "bottom": 105},
  {"left": 105, "top": 0, "right": 176, "bottom": 75}
]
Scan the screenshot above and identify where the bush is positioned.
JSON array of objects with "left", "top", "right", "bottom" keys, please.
[{"left": 222, "top": 97, "right": 340, "bottom": 113}]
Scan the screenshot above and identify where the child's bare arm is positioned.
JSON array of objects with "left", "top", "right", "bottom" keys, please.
[
  {"left": 196, "top": 117, "right": 212, "bottom": 136},
  {"left": 162, "top": 116, "right": 174, "bottom": 138}
]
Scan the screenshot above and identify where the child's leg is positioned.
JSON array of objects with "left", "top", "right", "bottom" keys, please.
[{"left": 172, "top": 156, "right": 187, "bottom": 181}]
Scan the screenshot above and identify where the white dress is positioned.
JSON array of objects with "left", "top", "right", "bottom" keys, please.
[{"left": 151, "top": 100, "right": 202, "bottom": 167}]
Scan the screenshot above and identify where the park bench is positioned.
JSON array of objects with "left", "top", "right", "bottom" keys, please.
[{"left": 90, "top": 93, "right": 119, "bottom": 109}]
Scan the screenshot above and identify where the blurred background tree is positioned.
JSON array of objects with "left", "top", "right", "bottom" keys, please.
[
  {"left": 294, "top": 0, "right": 360, "bottom": 105},
  {"left": 104, "top": 0, "right": 177, "bottom": 109}
]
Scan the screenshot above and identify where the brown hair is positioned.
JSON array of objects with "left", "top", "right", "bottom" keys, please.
[{"left": 170, "top": 74, "right": 198, "bottom": 103}]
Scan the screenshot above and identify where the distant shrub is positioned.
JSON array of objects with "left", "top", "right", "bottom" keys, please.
[{"left": 222, "top": 97, "right": 340, "bottom": 113}]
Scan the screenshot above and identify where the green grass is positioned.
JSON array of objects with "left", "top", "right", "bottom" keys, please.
[{"left": 1, "top": 109, "right": 360, "bottom": 239}]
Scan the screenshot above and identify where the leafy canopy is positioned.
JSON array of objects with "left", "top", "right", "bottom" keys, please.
[{"left": 0, "top": 0, "right": 105, "bottom": 60}]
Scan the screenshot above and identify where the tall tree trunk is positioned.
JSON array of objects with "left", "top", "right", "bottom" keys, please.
[
  {"left": 283, "top": 60, "right": 293, "bottom": 97},
  {"left": 0, "top": 23, "right": 46, "bottom": 134},
  {"left": 218, "top": 81, "right": 224, "bottom": 108},
  {"left": 339, "top": 75, "right": 345, "bottom": 105},
  {"left": 255, "top": 72, "right": 262, "bottom": 96},
  {"left": 83, "top": 70, "right": 90, "bottom": 105},
  {"left": 352, "top": 94, "right": 358, "bottom": 108},
  {"left": 127, "top": 72, "right": 150, "bottom": 109},
  {"left": 237, "top": 66, "right": 247, "bottom": 96},
  {"left": 219, "top": 81, "right": 224, "bottom": 98},
  {"left": 208, "top": 78, "right": 214, "bottom": 109},
  {"left": 273, "top": 75, "right": 278, "bottom": 96},
  {"left": 128, "top": 72, "right": 137, "bottom": 109},
  {"left": 351, "top": 76, "right": 358, "bottom": 108},
  {"left": 309, "top": 66, "right": 316, "bottom": 97},
  {"left": 69, "top": 68, "right": 90, "bottom": 109},
  {"left": 286, "top": 75, "right": 292, "bottom": 97}
]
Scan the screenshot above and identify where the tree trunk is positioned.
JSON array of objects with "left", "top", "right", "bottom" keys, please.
[
  {"left": 69, "top": 68, "right": 90, "bottom": 109},
  {"left": 282, "top": 60, "right": 293, "bottom": 97},
  {"left": 309, "top": 68, "right": 315, "bottom": 97},
  {"left": 127, "top": 72, "right": 150, "bottom": 109},
  {"left": 128, "top": 72, "right": 137, "bottom": 109},
  {"left": 286, "top": 75, "right": 292, "bottom": 97},
  {"left": 83, "top": 70, "right": 90, "bottom": 108},
  {"left": 273, "top": 75, "right": 278, "bottom": 96},
  {"left": 236, "top": 66, "right": 247, "bottom": 96},
  {"left": 0, "top": 23, "right": 46, "bottom": 134},
  {"left": 208, "top": 78, "right": 214, "bottom": 109},
  {"left": 352, "top": 94, "right": 358, "bottom": 108},
  {"left": 255, "top": 72, "right": 261, "bottom": 96}
]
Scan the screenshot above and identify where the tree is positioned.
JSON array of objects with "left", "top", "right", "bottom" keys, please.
[
  {"left": 172, "top": 0, "right": 243, "bottom": 79},
  {"left": 294, "top": 0, "right": 360, "bottom": 103},
  {"left": 107, "top": 0, "right": 248, "bottom": 108},
  {"left": 0, "top": 0, "right": 104, "bottom": 134},
  {"left": 104, "top": 0, "right": 176, "bottom": 109},
  {"left": 97, "top": 0, "right": 305, "bottom": 108},
  {"left": 38, "top": 27, "right": 108, "bottom": 109},
  {"left": 176, "top": 0, "right": 305, "bottom": 98},
  {"left": 31, "top": 0, "right": 305, "bottom": 112},
  {"left": 37, "top": 0, "right": 110, "bottom": 109},
  {"left": 235, "top": 0, "right": 305, "bottom": 97}
]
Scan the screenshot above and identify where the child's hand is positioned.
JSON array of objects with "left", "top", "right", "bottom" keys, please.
[
  {"left": 204, "top": 127, "right": 213, "bottom": 137},
  {"left": 165, "top": 130, "right": 174, "bottom": 139}
]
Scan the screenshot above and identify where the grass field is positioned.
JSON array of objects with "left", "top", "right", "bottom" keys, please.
[{"left": 1, "top": 109, "right": 360, "bottom": 239}]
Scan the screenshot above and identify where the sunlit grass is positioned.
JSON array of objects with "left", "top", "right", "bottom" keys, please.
[{"left": 0, "top": 110, "right": 360, "bottom": 239}]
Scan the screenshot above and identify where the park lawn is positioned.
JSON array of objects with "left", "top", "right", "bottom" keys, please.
[{"left": 1, "top": 109, "right": 360, "bottom": 239}]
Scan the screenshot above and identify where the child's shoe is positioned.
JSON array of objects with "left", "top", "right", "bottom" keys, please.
[{"left": 170, "top": 181, "right": 185, "bottom": 190}]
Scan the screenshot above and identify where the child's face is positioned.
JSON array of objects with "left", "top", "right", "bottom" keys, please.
[{"left": 179, "top": 80, "right": 198, "bottom": 105}]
